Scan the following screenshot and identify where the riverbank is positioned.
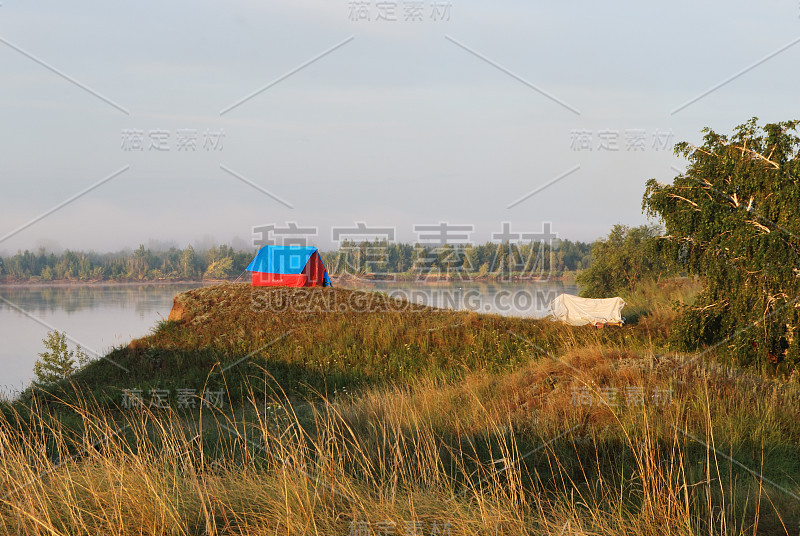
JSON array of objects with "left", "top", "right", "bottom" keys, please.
[
  {"left": 2, "top": 281, "right": 797, "bottom": 535},
  {"left": 0, "top": 279, "right": 209, "bottom": 288}
]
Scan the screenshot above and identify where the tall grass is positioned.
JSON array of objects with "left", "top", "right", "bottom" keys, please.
[
  {"left": 619, "top": 277, "right": 701, "bottom": 326},
  {"left": 2, "top": 350, "right": 798, "bottom": 535}
]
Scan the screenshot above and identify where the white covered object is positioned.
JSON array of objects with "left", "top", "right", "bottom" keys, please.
[{"left": 548, "top": 294, "right": 626, "bottom": 326}]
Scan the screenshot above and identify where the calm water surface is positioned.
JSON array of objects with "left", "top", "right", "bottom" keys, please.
[{"left": 0, "top": 281, "right": 577, "bottom": 395}]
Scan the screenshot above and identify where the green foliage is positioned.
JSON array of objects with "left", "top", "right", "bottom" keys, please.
[
  {"left": 180, "top": 245, "right": 198, "bottom": 278},
  {"left": 643, "top": 118, "right": 800, "bottom": 370},
  {"left": 33, "top": 331, "right": 88, "bottom": 384},
  {"left": 576, "top": 224, "right": 670, "bottom": 298},
  {"left": 203, "top": 257, "right": 234, "bottom": 279}
]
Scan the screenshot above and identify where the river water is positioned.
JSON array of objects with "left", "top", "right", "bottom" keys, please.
[{"left": 0, "top": 281, "right": 577, "bottom": 396}]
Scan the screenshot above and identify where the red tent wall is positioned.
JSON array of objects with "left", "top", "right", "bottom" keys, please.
[
  {"left": 251, "top": 252, "right": 328, "bottom": 287},
  {"left": 251, "top": 272, "right": 307, "bottom": 287},
  {"left": 303, "top": 251, "right": 328, "bottom": 286}
]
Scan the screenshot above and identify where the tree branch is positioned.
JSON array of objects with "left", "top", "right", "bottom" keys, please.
[
  {"left": 746, "top": 220, "right": 771, "bottom": 234},
  {"left": 731, "top": 145, "right": 780, "bottom": 169},
  {"left": 666, "top": 194, "right": 700, "bottom": 209}
]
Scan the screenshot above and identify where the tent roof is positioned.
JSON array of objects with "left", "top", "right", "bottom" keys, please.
[{"left": 246, "top": 246, "right": 321, "bottom": 275}]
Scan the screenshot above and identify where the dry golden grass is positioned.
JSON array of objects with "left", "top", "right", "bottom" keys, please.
[{"left": 3, "top": 342, "right": 799, "bottom": 535}]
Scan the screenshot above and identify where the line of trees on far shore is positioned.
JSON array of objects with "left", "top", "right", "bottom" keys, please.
[{"left": 0, "top": 239, "right": 593, "bottom": 283}]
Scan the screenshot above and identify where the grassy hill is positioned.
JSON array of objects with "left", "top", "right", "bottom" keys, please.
[
  {"left": 29, "top": 283, "right": 653, "bottom": 409},
  {"left": 2, "top": 282, "right": 800, "bottom": 535}
]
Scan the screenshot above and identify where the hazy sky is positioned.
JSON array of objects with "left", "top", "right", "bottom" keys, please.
[{"left": 1, "top": 0, "right": 799, "bottom": 254}]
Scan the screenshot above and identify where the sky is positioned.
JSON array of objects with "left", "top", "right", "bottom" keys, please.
[{"left": 1, "top": 0, "right": 799, "bottom": 254}]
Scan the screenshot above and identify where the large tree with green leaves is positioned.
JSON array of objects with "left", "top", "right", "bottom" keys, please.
[{"left": 643, "top": 118, "right": 800, "bottom": 370}]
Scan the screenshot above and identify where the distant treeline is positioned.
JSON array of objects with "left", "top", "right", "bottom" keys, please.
[{"left": 0, "top": 240, "right": 592, "bottom": 282}]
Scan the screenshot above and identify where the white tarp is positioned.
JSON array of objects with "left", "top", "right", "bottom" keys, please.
[{"left": 548, "top": 294, "right": 626, "bottom": 326}]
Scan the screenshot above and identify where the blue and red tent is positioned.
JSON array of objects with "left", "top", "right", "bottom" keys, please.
[{"left": 246, "top": 245, "right": 332, "bottom": 287}]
